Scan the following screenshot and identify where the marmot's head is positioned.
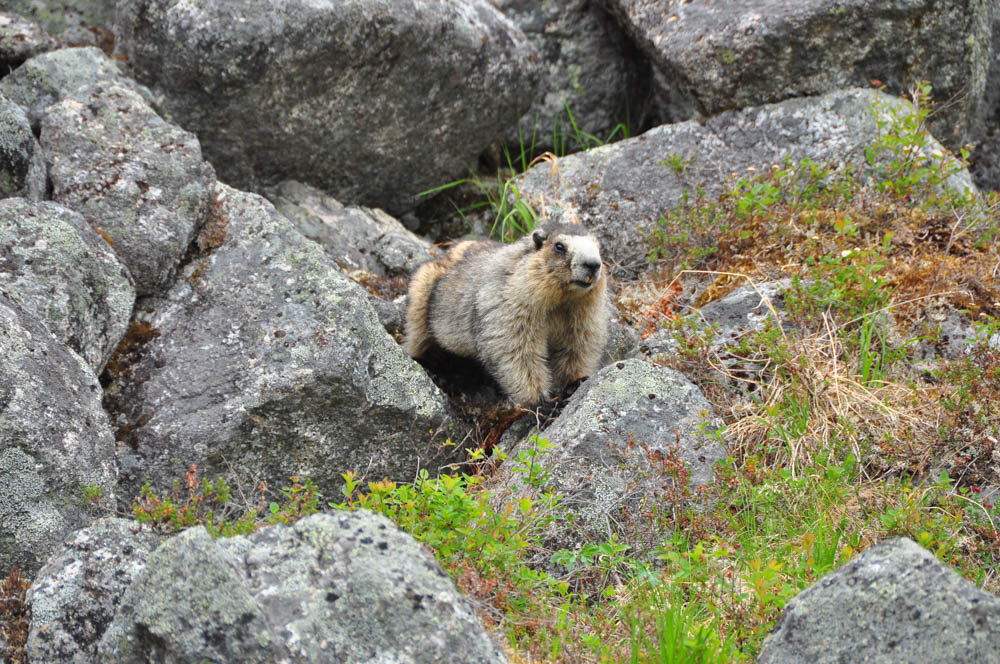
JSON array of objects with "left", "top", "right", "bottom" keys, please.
[{"left": 531, "top": 224, "right": 604, "bottom": 293}]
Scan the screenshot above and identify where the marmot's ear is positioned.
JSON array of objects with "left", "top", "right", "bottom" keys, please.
[{"left": 531, "top": 228, "right": 548, "bottom": 250}]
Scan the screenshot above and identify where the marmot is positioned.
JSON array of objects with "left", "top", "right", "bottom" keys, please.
[{"left": 405, "top": 223, "right": 609, "bottom": 405}]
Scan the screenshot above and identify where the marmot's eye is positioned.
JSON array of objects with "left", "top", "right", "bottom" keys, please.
[{"left": 554, "top": 242, "right": 566, "bottom": 254}]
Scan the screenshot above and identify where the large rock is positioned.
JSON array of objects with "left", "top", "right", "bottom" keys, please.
[
  {"left": 266, "top": 179, "right": 431, "bottom": 278},
  {"left": 25, "top": 518, "right": 162, "bottom": 664},
  {"left": 502, "top": 359, "right": 725, "bottom": 546},
  {"left": 516, "top": 88, "right": 976, "bottom": 276},
  {"left": 41, "top": 80, "right": 216, "bottom": 295},
  {"left": 0, "top": 90, "right": 45, "bottom": 199},
  {"left": 490, "top": 0, "right": 655, "bottom": 154},
  {"left": 0, "top": 47, "right": 139, "bottom": 130},
  {"left": 105, "top": 184, "right": 457, "bottom": 503},
  {"left": 96, "top": 512, "right": 506, "bottom": 663},
  {"left": 0, "top": 12, "right": 57, "bottom": 70},
  {"left": 758, "top": 537, "right": 1000, "bottom": 663},
  {"left": 0, "top": 292, "right": 117, "bottom": 575},
  {"left": 0, "top": 198, "right": 134, "bottom": 372},
  {"left": 115, "top": 0, "right": 541, "bottom": 215},
  {"left": 600, "top": 0, "right": 993, "bottom": 149}
]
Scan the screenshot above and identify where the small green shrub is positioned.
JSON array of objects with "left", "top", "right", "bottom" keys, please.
[{"left": 130, "top": 465, "right": 320, "bottom": 537}]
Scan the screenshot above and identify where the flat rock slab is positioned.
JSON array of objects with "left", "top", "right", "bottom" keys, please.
[
  {"left": 116, "top": 0, "right": 541, "bottom": 215},
  {"left": 516, "top": 88, "right": 975, "bottom": 276},
  {"left": 758, "top": 537, "right": 1000, "bottom": 663},
  {"left": 601, "top": 0, "right": 992, "bottom": 147},
  {"left": 0, "top": 198, "right": 134, "bottom": 372},
  {"left": 0, "top": 292, "right": 117, "bottom": 575},
  {"left": 505, "top": 358, "right": 725, "bottom": 545},
  {"left": 41, "top": 81, "right": 216, "bottom": 295},
  {"left": 26, "top": 518, "right": 162, "bottom": 664},
  {"left": 106, "top": 184, "right": 457, "bottom": 503},
  {"left": 97, "top": 512, "right": 506, "bottom": 664}
]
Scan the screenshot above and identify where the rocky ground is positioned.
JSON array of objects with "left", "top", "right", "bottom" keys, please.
[{"left": 1, "top": 1, "right": 1000, "bottom": 663}]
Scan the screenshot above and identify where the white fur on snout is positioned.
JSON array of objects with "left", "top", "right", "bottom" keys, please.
[{"left": 567, "top": 235, "right": 602, "bottom": 284}]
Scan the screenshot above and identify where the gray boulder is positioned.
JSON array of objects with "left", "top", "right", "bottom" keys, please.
[
  {"left": 0, "top": 291, "right": 117, "bottom": 575},
  {"left": 0, "top": 1, "right": 114, "bottom": 36},
  {"left": 600, "top": 0, "right": 993, "bottom": 149},
  {"left": 105, "top": 184, "right": 458, "bottom": 504},
  {"left": 758, "top": 537, "right": 1000, "bottom": 663},
  {"left": 503, "top": 359, "right": 725, "bottom": 546},
  {"left": 0, "top": 198, "right": 134, "bottom": 372},
  {"left": 0, "top": 90, "right": 45, "bottom": 199},
  {"left": 516, "top": 88, "right": 976, "bottom": 276},
  {"left": 25, "top": 518, "right": 162, "bottom": 664},
  {"left": 490, "top": 0, "right": 654, "bottom": 155},
  {"left": 97, "top": 511, "right": 506, "bottom": 664},
  {"left": 267, "top": 179, "right": 431, "bottom": 278},
  {"left": 0, "top": 11, "right": 57, "bottom": 70},
  {"left": 115, "top": 0, "right": 541, "bottom": 215},
  {"left": 41, "top": 80, "right": 216, "bottom": 295},
  {"left": 0, "top": 47, "right": 139, "bottom": 130}
]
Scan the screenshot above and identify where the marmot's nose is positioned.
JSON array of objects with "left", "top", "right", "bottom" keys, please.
[{"left": 582, "top": 260, "right": 601, "bottom": 276}]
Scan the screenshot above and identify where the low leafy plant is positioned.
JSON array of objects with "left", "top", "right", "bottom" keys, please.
[{"left": 130, "top": 465, "right": 320, "bottom": 537}]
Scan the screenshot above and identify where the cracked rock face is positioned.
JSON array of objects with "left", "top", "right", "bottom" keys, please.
[
  {"left": 96, "top": 512, "right": 506, "bottom": 664},
  {"left": 758, "top": 537, "right": 1000, "bottom": 663},
  {"left": 105, "top": 184, "right": 457, "bottom": 503},
  {"left": 115, "top": 0, "right": 542, "bottom": 215},
  {"left": 0, "top": 291, "right": 117, "bottom": 575}
]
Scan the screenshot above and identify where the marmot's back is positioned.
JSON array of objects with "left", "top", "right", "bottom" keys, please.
[{"left": 405, "top": 224, "right": 609, "bottom": 404}]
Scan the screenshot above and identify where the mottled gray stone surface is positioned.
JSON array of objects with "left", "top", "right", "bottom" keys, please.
[
  {"left": 0, "top": 291, "right": 117, "bottom": 575},
  {"left": 25, "top": 518, "right": 162, "bottom": 664},
  {"left": 105, "top": 184, "right": 458, "bottom": 503},
  {"left": 517, "top": 88, "right": 975, "bottom": 276},
  {"left": 41, "top": 80, "right": 216, "bottom": 295},
  {"left": 600, "top": 0, "right": 992, "bottom": 149},
  {"left": 0, "top": 90, "right": 44, "bottom": 199},
  {"left": 490, "top": 0, "right": 655, "bottom": 154},
  {"left": 504, "top": 359, "right": 725, "bottom": 545},
  {"left": 0, "top": 198, "right": 134, "bottom": 371},
  {"left": 0, "top": 47, "right": 137, "bottom": 129},
  {"left": 115, "top": 0, "right": 541, "bottom": 215},
  {"left": 0, "top": 0, "right": 113, "bottom": 35},
  {"left": 0, "top": 11, "right": 57, "bottom": 69},
  {"left": 97, "top": 512, "right": 506, "bottom": 664},
  {"left": 758, "top": 537, "right": 1000, "bottom": 663},
  {"left": 267, "top": 179, "right": 431, "bottom": 278}
]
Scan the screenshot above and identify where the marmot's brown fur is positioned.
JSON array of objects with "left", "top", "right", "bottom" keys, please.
[{"left": 405, "top": 224, "right": 609, "bottom": 405}]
